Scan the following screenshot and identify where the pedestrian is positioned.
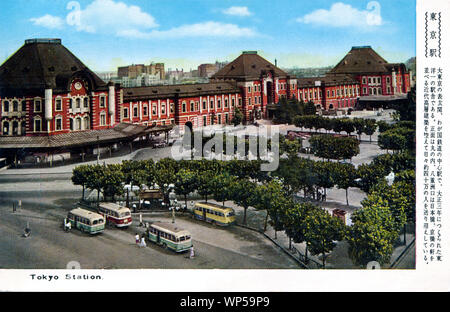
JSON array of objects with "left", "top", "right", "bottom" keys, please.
[
  {"left": 189, "top": 246, "right": 195, "bottom": 259},
  {"left": 135, "top": 233, "right": 140, "bottom": 244},
  {"left": 318, "top": 188, "right": 323, "bottom": 201},
  {"left": 66, "top": 219, "right": 72, "bottom": 232},
  {"left": 139, "top": 235, "right": 147, "bottom": 248}
]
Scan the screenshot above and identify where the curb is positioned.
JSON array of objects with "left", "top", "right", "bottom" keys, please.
[
  {"left": 390, "top": 237, "right": 416, "bottom": 268},
  {"left": 235, "top": 223, "right": 309, "bottom": 269}
]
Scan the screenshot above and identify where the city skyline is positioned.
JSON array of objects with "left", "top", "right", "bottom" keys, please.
[{"left": 1, "top": 0, "right": 415, "bottom": 71}]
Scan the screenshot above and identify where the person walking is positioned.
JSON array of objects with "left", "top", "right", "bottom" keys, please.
[
  {"left": 139, "top": 235, "right": 147, "bottom": 248},
  {"left": 189, "top": 246, "right": 195, "bottom": 259},
  {"left": 135, "top": 233, "right": 140, "bottom": 245}
]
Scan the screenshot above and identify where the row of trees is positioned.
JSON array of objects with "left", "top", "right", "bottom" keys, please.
[
  {"left": 309, "top": 135, "right": 360, "bottom": 161},
  {"left": 273, "top": 97, "right": 317, "bottom": 124},
  {"left": 293, "top": 115, "right": 378, "bottom": 142},
  {"left": 72, "top": 152, "right": 415, "bottom": 267}
]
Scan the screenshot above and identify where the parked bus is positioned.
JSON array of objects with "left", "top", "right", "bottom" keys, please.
[
  {"left": 193, "top": 202, "right": 236, "bottom": 226},
  {"left": 146, "top": 222, "right": 192, "bottom": 252},
  {"left": 98, "top": 203, "right": 132, "bottom": 228},
  {"left": 67, "top": 208, "right": 105, "bottom": 234}
]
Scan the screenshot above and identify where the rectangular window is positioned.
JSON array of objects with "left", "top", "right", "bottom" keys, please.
[
  {"left": 225, "top": 99, "right": 228, "bottom": 108},
  {"left": 232, "top": 98, "right": 235, "bottom": 107},
  {"left": 182, "top": 103, "right": 187, "bottom": 113},
  {"left": 202, "top": 101, "right": 207, "bottom": 110},
  {"left": 34, "top": 119, "right": 41, "bottom": 132},
  {"left": 133, "top": 106, "right": 138, "bottom": 117},
  {"left": 34, "top": 99, "right": 42, "bottom": 112},
  {"left": 203, "top": 116, "right": 207, "bottom": 126},
  {"left": 100, "top": 96, "right": 106, "bottom": 108},
  {"left": 55, "top": 99, "right": 62, "bottom": 111},
  {"left": 153, "top": 104, "right": 157, "bottom": 115},
  {"left": 210, "top": 100, "right": 214, "bottom": 109},
  {"left": 123, "top": 108, "right": 129, "bottom": 118},
  {"left": 100, "top": 114, "right": 106, "bottom": 126},
  {"left": 143, "top": 105, "right": 148, "bottom": 116},
  {"left": 84, "top": 98, "right": 89, "bottom": 108},
  {"left": 56, "top": 118, "right": 62, "bottom": 131},
  {"left": 161, "top": 104, "right": 166, "bottom": 115},
  {"left": 217, "top": 100, "right": 221, "bottom": 109},
  {"left": 170, "top": 103, "right": 174, "bottom": 114}
]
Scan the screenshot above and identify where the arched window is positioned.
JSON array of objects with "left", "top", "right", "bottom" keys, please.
[
  {"left": 69, "top": 118, "right": 73, "bottom": 131},
  {"left": 3, "top": 101, "right": 9, "bottom": 113},
  {"left": 2, "top": 121, "right": 10, "bottom": 135},
  {"left": 76, "top": 117, "right": 82, "bottom": 130},
  {"left": 21, "top": 121, "right": 26, "bottom": 135},
  {"left": 13, "top": 101, "right": 19, "bottom": 112},
  {"left": 84, "top": 116, "right": 90, "bottom": 130},
  {"left": 34, "top": 118, "right": 42, "bottom": 132},
  {"left": 83, "top": 97, "right": 89, "bottom": 108},
  {"left": 76, "top": 98, "right": 81, "bottom": 108},
  {"left": 21, "top": 100, "right": 27, "bottom": 112},
  {"left": 55, "top": 116, "right": 63, "bottom": 131}
]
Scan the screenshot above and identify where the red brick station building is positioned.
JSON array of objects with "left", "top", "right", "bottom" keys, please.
[{"left": 0, "top": 39, "right": 411, "bottom": 164}]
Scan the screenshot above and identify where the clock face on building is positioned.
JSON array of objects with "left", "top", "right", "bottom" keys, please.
[{"left": 74, "top": 82, "right": 83, "bottom": 90}]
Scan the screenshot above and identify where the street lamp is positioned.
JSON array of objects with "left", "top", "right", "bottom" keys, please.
[{"left": 96, "top": 135, "right": 100, "bottom": 164}]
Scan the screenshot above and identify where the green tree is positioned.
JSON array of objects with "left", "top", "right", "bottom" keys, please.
[
  {"left": 174, "top": 168, "right": 198, "bottom": 208},
  {"left": 230, "top": 179, "right": 257, "bottom": 225},
  {"left": 283, "top": 202, "right": 317, "bottom": 262},
  {"left": 209, "top": 173, "right": 236, "bottom": 206},
  {"left": 101, "top": 164, "right": 125, "bottom": 202},
  {"left": 71, "top": 165, "right": 92, "bottom": 200},
  {"left": 85, "top": 164, "right": 106, "bottom": 207},
  {"left": 363, "top": 119, "right": 377, "bottom": 143},
  {"left": 304, "top": 207, "right": 345, "bottom": 268},
  {"left": 356, "top": 163, "right": 389, "bottom": 193},
  {"left": 195, "top": 170, "right": 215, "bottom": 202},
  {"left": 347, "top": 198, "right": 399, "bottom": 266},
  {"left": 333, "top": 163, "right": 357, "bottom": 206},
  {"left": 153, "top": 158, "right": 178, "bottom": 206},
  {"left": 231, "top": 107, "right": 244, "bottom": 126},
  {"left": 253, "top": 179, "right": 287, "bottom": 232},
  {"left": 304, "top": 101, "right": 317, "bottom": 116}
]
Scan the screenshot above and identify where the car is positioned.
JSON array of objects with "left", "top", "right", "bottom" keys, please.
[{"left": 153, "top": 141, "right": 167, "bottom": 148}]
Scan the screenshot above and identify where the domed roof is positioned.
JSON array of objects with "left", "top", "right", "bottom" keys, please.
[
  {"left": 0, "top": 39, "right": 107, "bottom": 97},
  {"left": 212, "top": 51, "right": 288, "bottom": 81}
]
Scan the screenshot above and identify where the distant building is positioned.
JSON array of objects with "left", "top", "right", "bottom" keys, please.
[
  {"left": 198, "top": 64, "right": 218, "bottom": 78},
  {"left": 118, "top": 63, "right": 165, "bottom": 80}
]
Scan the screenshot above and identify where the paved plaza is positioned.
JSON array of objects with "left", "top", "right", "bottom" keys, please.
[{"left": 0, "top": 110, "right": 415, "bottom": 269}]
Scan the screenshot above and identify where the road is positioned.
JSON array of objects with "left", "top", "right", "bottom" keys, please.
[{"left": 0, "top": 174, "right": 298, "bottom": 269}]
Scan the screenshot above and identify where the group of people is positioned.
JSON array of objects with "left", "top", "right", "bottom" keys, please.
[{"left": 135, "top": 233, "right": 147, "bottom": 248}]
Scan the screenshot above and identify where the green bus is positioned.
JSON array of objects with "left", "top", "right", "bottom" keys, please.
[
  {"left": 147, "top": 222, "right": 192, "bottom": 252},
  {"left": 67, "top": 208, "right": 105, "bottom": 234}
]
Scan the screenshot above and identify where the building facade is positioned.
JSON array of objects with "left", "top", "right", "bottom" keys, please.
[
  {"left": 0, "top": 40, "right": 412, "bottom": 142},
  {"left": 0, "top": 39, "right": 121, "bottom": 138}
]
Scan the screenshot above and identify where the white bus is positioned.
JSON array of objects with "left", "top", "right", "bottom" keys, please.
[
  {"left": 98, "top": 202, "right": 132, "bottom": 228},
  {"left": 67, "top": 208, "right": 105, "bottom": 234},
  {"left": 147, "top": 222, "right": 192, "bottom": 252}
]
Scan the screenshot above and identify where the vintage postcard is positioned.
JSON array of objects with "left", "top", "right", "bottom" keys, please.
[{"left": 0, "top": 0, "right": 448, "bottom": 293}]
